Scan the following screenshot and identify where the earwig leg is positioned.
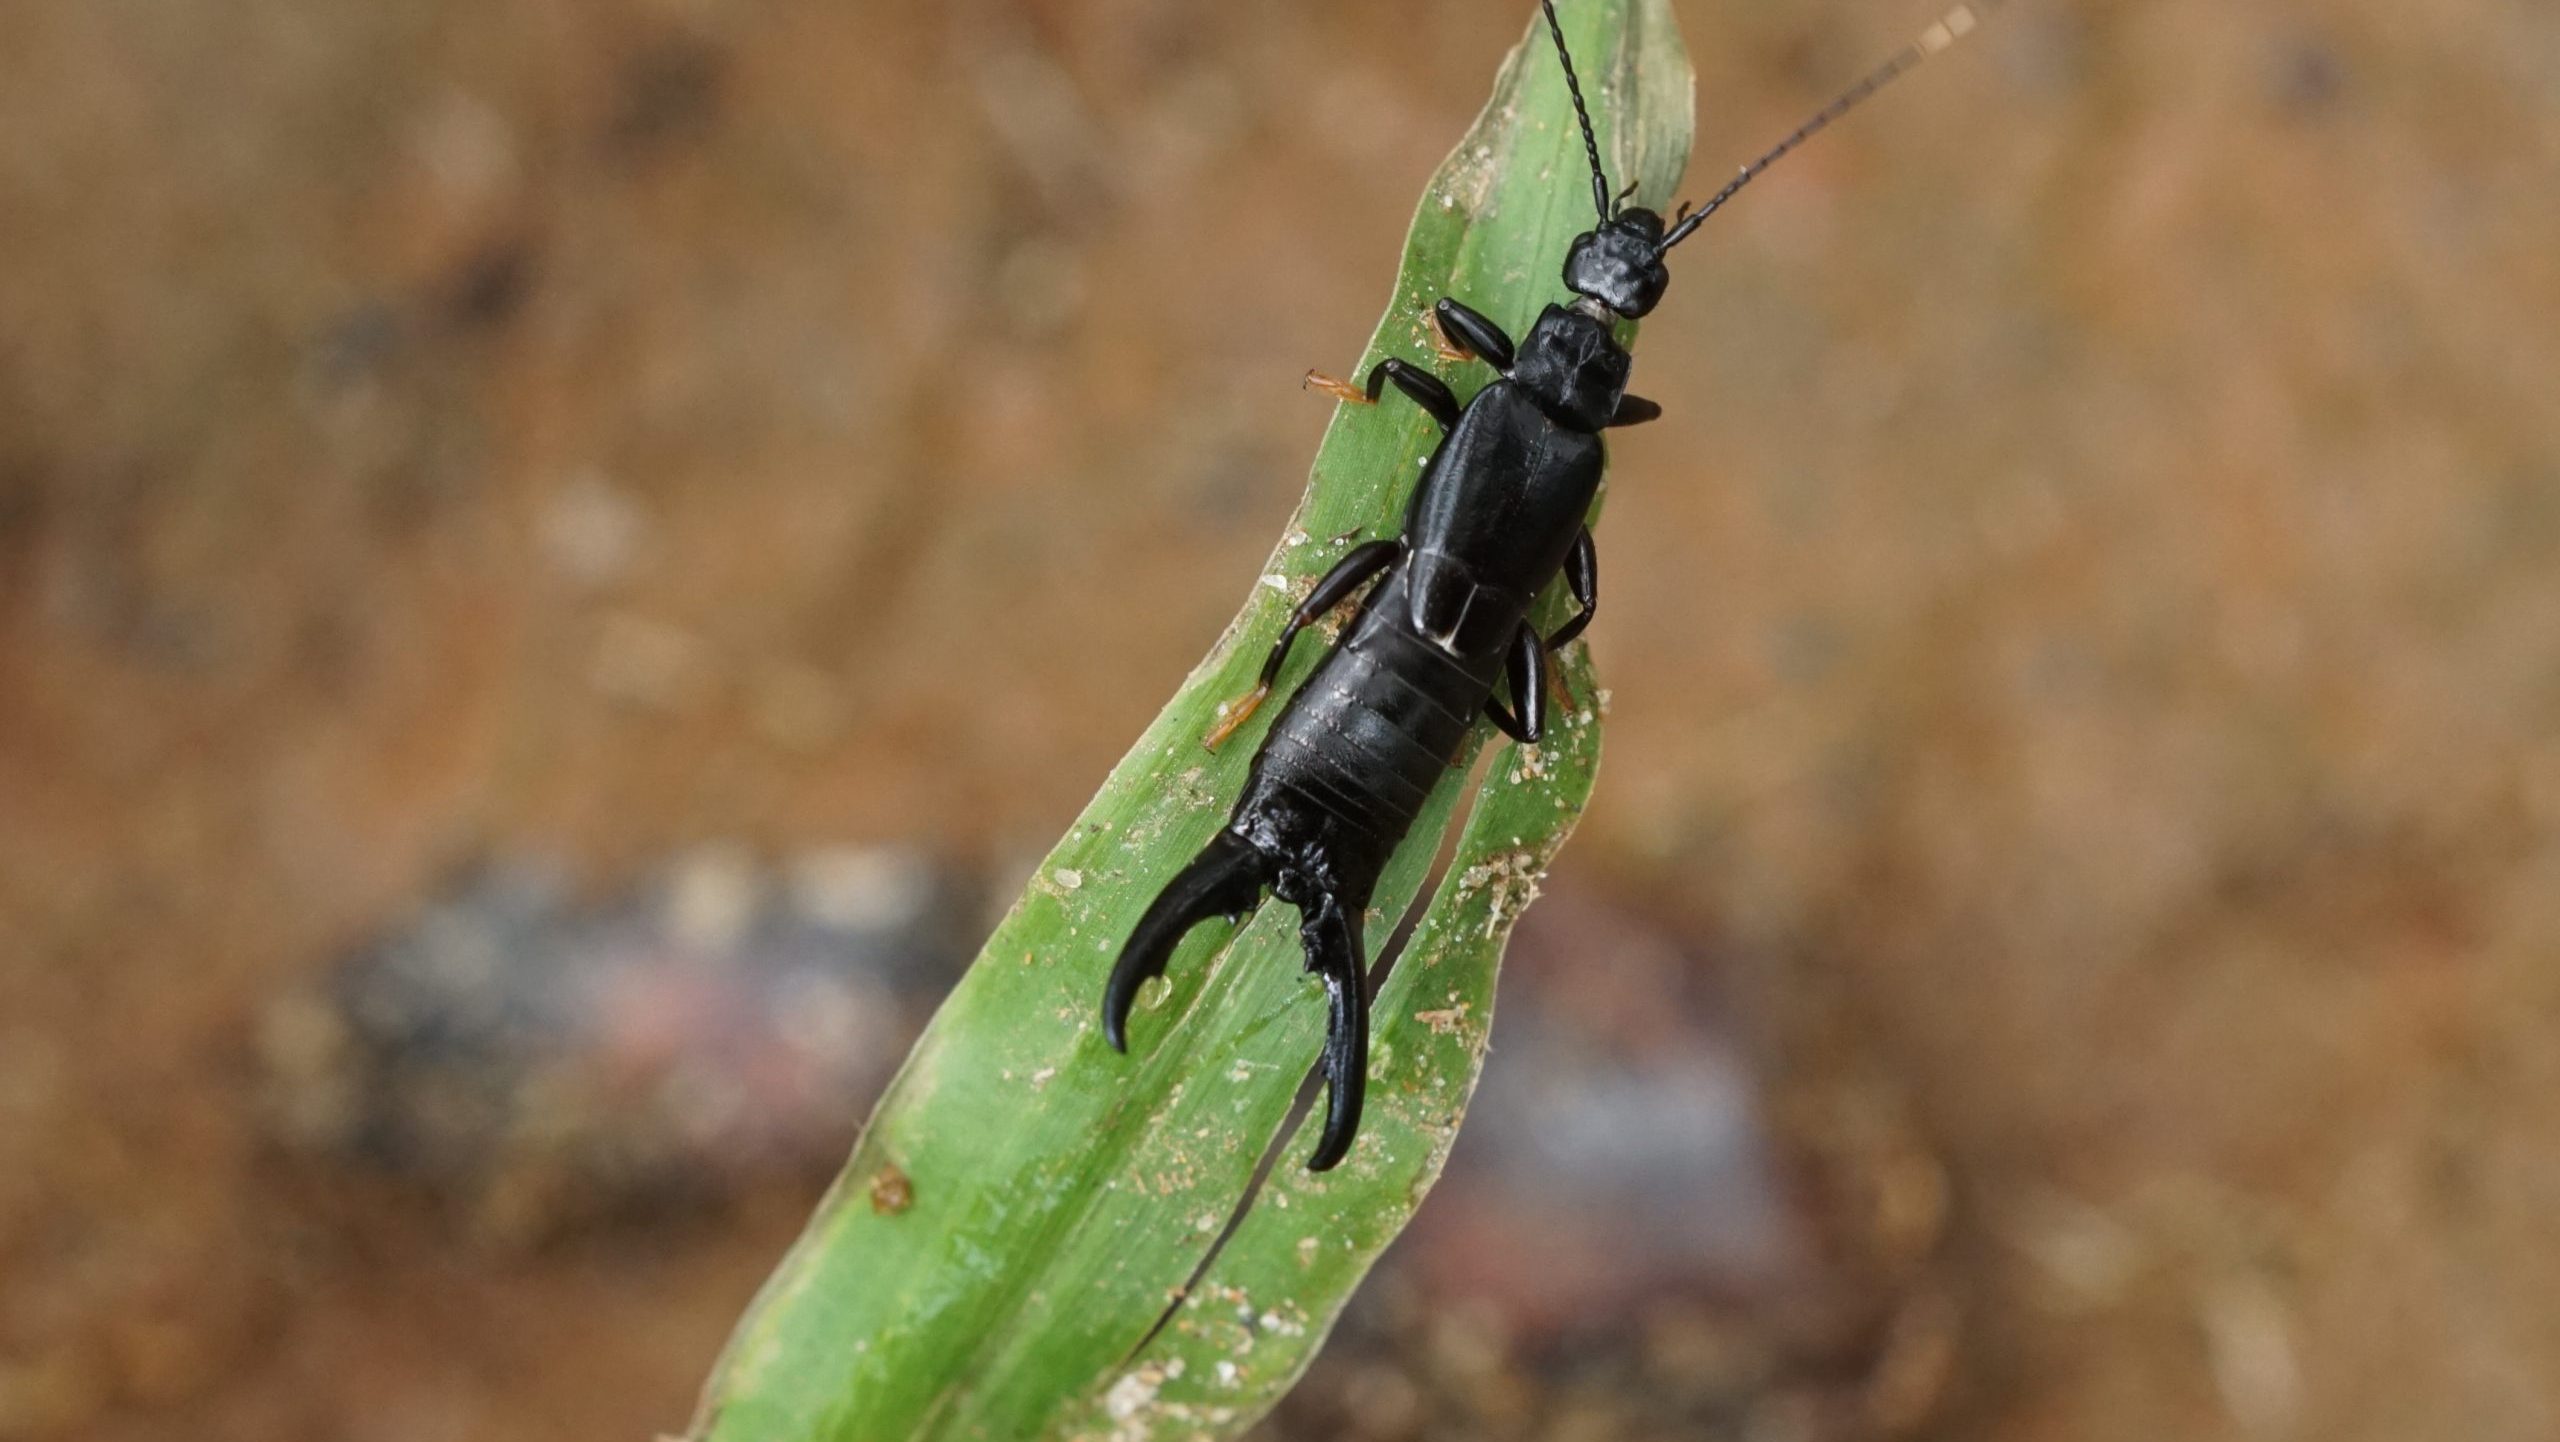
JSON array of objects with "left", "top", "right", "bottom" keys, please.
[
  {"left": 1303, "top": 370, "right": 1374, "bottom": 406},
  {"left": 1299, "top": 897, "right": 1370, "bottom": 1172},
  {"left": 1484, "top": 620, "right": 1548, "bottom": 745},
  {"left": 1431, "top": 298, "right": 1517, "bottom": 372},
  {"left": 1534, "top": 530, "right": 1597, "bottom": 715},
  {"left": 1206, "top": 539, "right": 1401, "bottom": 751},
  {"left": 1425, "top": 305, "right": 1470, "bottom": 363},
  {"left": 1366, "top": 359, "right": 1461, "bottom": 429},
  {"left": 1610, "top": 394, "right": 1662, "bottom": 427},
  {"left": 1202, "top": 684, "right": 1271, "bottom": 751},
  {"left": 1546, "top": 527, "right": 1598, "bottom": 651},
  {"left": 1305, "top": 359, "right": 1460, "bottom": 430},
  {"left": 1104, "top": 832, "right": 1269, "bottom": 1051},
  {"left": 1517, "top": 625, "right": 1549, "bottom": 742}
]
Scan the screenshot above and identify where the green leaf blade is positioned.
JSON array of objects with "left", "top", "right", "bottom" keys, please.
[{"left": 693, "top": 4, "right": 1690, "bottom": 1438}]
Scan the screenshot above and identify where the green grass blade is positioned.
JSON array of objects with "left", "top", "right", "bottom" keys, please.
[{"left": 691, "top": 5, "right": 1690, "bottom": 1438}]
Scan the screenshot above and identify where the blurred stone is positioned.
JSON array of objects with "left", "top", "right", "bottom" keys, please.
[
  {"left": 261, "top": 846, "right": 979, "bottom": 1241},
  {"left": 1401, "top": 889, "right": 1802, "bottom": 1327}
]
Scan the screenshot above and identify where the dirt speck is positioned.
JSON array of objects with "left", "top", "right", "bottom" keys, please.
[{"left": 868, "top": 1165, "right": 913, "bottom": 1217}]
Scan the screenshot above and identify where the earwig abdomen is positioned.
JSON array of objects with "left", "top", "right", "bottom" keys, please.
[{"left": 1240, "top": 572, "right": 1507, "bottom": 898}]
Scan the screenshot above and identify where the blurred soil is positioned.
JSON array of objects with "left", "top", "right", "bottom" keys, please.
[{"left": 3, "top": 0, "right": 2558, "bottom": 1439}]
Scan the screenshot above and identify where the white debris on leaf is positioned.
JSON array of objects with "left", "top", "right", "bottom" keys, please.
[
  {"left": 1104, "top": 1366, "right": 1162, "bottom": 1422},
  {"left": 1454, "top": 849, "right": 1547, "bottom": 939},
  {"left": 1414, "top": 1000, "right": 1470, "bottom": 1036}
]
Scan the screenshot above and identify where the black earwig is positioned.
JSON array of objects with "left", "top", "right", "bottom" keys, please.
[{"left": 1105, "top": 0, "right": 1994, "bottom": 1171}]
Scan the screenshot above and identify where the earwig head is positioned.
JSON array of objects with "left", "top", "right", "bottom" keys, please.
[
  {"left": 1563, "top": 206, "right": 1672, "bottom": 319},
  {"left": 1538, "top": 3, "right": 1671, "bottom": 318}
]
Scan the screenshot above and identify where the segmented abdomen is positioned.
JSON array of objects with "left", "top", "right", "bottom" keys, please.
[{"left": 1238, "top": 571, "right": 1507, "bottom": 894}]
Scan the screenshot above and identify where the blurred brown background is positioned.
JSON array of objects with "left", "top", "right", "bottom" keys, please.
[{"left": 4, "top": 0, "right": 2557, "bottom": 1438}]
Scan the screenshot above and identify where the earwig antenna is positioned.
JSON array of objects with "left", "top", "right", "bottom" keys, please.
[
  {"left": 1658, "top": 0, "right": 1996, "bottom": 253},
  {"left": 1540, "top": 0, "right": 1615, "bottom": 221}
]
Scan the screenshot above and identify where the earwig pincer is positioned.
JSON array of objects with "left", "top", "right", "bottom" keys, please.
[{"left": 1104, "top": 0, "right": 1992, "bottom": 1170}]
